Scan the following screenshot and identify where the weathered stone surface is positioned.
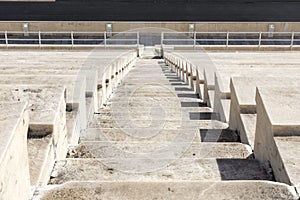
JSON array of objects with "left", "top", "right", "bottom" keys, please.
[
  {"left": 229, "top": 77, "right": 300, "bottom": 147},
  {"left": 219, "top": 99, "right": 230, "bottom": 122},
  {"left": 255, "top": 86, "right": 300, "bottom": 188},
  {"left": 82, "top": 128, "right": 200, "bottom": 142},
  {"left": 274, "top": 136, "right": 300, "bottom": 191},
  {"left": 0, "top": 102, "right": 31, "bottom": 200},
  {"left": 88, "top": 119, "right": 228, "bottom": 129},
  {"left": 49, "top": 158, "right": 273, "bottom": 184},
  {"left": 240, "top": 114, "right": 256, "bottom": 148},
  {"left": 27, "top": 135, "right": 54, "bottom": 186},
  {"left": 68, "top": 141, "right": 252, "bottom": 159},
  {"left": 0, "top": 75, "right": 87, "bottom": 130},
  {"left": 34, "top": 181, "right": 299, "bottom": 200}
]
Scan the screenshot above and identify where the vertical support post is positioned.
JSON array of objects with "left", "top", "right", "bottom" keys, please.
[
  {"left": 193, "top": 32, "right": 196, "bottom": 47},
  {"left": 195, "top": 69, "right": 201, "bottom": 99},
  {"left": 38, "top": 31, "right": 41, "bottom": 48},
  {"left": 137, "top": 32, "right": 139, "bottom": 46},
  {"left": 101, "top": 72, "right": 107, "bottom": 108},
  {"left": 161, "top": 32, "right": 164, "bottom": 46},
  {"left": 71, "top": 31, "right": 74, "bottom": 48},
  {"left": 290, "top": 32, "right": 295, "bottom": 50},
  {"left": 226, "top": 31, "right": 229, "bottom": 48},
  {"left": 5, "top": 31, "right": 8, "bottom": 48},
  {"left": 258, "top": 32, "right": 262, "bottom": 49},
  {"left": 104, "top": 31, "right": 107, "bottom": 47}
]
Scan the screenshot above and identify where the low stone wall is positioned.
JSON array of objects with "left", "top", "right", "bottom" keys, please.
[{"left": 1, "top": 21, "right": 300, "bottom": 32}]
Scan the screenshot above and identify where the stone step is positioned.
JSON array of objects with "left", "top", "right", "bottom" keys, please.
[
  {"left": 92, "top": 111, "right": 218, "bottom": 121},
  {"left": 81, "top": 128, "right": 200, "bottom": 142},
  {"left": 33, "top": 181, "right": 299, "bottom": 200},
  {"left": 82, "top": 127, "right": 238, "bottom": 143},
  {"left": 108, "top": 97, "right": 202, "bottom": 103},
  {"left": 98, "top": 106, "right": 212, "bottom": 113},
  {"left": 105, "top": 101, "right": 205, "bottom": 109},
  {"left": 48, "top": 158, "right": 273, "bottom": 184},
  {"left": 88, "top": 119, "right": 228, "bottom": 129},
  {"left": 67, "top": 141, "right": 252, "bottom": 159},
  {"left": 112, "top": 91, "right": 191, "bottom": 97}
]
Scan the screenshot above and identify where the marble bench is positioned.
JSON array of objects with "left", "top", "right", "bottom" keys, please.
[
  {"left": 0, "top": 75, "right": 86, "bottom": 135},
  {"left": 214, "top": 68, "right": 300, "bottom": 123},
  {"left": 0, "top": 85, "right": 68, "bottom": 187},
  {"left": 229, "top": 76, "right": 300, "bottom": 148},
  {"left": 0, "top": 68, "right": 98, "bottom": 121},
  {"left": 0, "top": 102, "right": 30, "bottom": 200},
  {"left": 254, "top": 86, "right": 300, "bottom": 194}
]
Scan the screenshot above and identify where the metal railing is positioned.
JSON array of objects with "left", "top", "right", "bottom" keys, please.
[
  {"left": 0, "top": 31, "right": 139, "bottom": 47},
  {"left": 1, "top": 31, "right": 300, "bottom": 49},
  {"left": 161, "top": 32, "right": 300, "bottom": 48}
]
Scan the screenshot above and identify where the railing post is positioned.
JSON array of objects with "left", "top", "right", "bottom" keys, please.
[
  {"left": 137, "top": 32, "right": 139, "bottom": 46},
  {"left": 104, "top": 31, "right": 107, "bottom": 47},
  {"left": 161, "top": 32, "right": 164, "bottom": 46},
  {"left": 4, "top": 31, "right": 8, "bottom": 48},
  {"left": 71, "top": 31, "right": 74, "bottom": 48},
  {"left": 38, "top": 31, "right": 41, "bottom": 48},
  {"left": 193, "top": 32, "right": 196, "bottom": 47},
  {"left": 258, "top": 32, "right": 262, "bottom": 49},
  {"left": 226, "top": 31, "right": 229, "bottom": 48},
  {"left": 290, "top": 32, "right": 295, "bottom": 50}
]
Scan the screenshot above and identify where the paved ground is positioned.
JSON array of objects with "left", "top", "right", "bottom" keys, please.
[{"left": 0, "top": 0, "right": 299, "bottom": 21}]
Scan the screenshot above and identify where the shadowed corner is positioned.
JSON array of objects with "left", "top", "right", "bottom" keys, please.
[
  {"left": 216, "top": 158, "right": 275, "bottom": 181},
  {"left": 199, "top": 129, "right": 240, "bottom": 143}
]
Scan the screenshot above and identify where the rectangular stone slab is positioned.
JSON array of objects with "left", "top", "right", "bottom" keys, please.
[{"left": 0, "top": 102, "right": 30, "bottom": 200}]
